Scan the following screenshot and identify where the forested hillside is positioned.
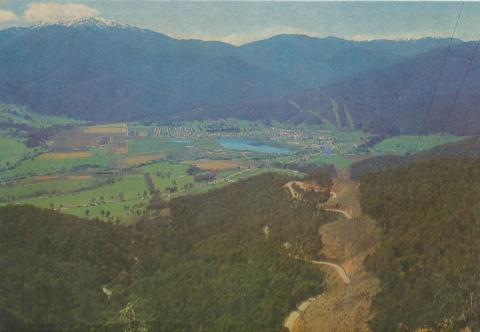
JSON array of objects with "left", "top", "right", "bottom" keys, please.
[
  {"left": 360, "top": 158, "right": 480, "bottom": 331},
  {"left": 114, "top": 173, "right": 331, "bottom": 331},
  {"left": 326, "top": 41, "right": 480, "bottom": 135},
  {"left": 224, "top": 41, "right": 480, "bottom": 135},
  {"left": 0, "top": 172, "right": 331, "bottom": 331},
  {"left": 0, "top": 18, "right": 456, "bottom": 126},
  {"left": 0, "top": 205, "right": 133, "bottom": 331}
]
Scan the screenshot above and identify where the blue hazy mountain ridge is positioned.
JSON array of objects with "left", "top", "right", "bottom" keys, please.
[
  {"left": 215, "top": 40, "right": 480, "bottom": 136},
  {"left": 0, "top": 18, "right": 465, "bottom": 131},
  {"left": 237, "top": 34, "right": 461, "bottom": 88},
  {"left": 324, "top": 41, "right": 480, "bottom": 135}
]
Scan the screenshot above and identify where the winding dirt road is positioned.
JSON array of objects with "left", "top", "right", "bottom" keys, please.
[
  {"left": 284, "top": 297, "right": 317, "bottom": 332},
  {"left": 283, "top": 178, "right": 379, "bottom": 332},
  {"left": 283, "top": 181, "right": 353, "bottom": 331},
  {"left": 284, "top": 258, "right": 351, "bottom": 331},
  {"left": 321, "top": 207, "right": 353, "bottom": 219},
  {"left": 311, "top": 260, "right": 350, "bottom": 284}
]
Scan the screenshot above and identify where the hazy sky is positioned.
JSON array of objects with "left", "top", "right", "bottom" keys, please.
[{"left": 1, "top": 1, "right": 479, "bottom": 45}]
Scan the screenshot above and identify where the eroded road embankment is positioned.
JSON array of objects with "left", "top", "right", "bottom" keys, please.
[
  {"left": 311, "top": 260, "right": 350, "bottom": 284},
  {"left": 283, "top": 179, "right": 380, "bottom": 332}
]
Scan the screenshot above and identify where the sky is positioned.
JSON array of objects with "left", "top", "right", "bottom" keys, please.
[{"left": 0, "top": 1, "right": 479, "bottom": 45}]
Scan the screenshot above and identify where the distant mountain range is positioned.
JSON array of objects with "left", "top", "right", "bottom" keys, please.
[
  {"left": 323, "top": 41, "right": 480, "bottom": 135},
  {"left": 219, "top": 41, "right": 480, "bottom": 135},
  {"left": 1, "top": 17, "right": 478, "bottom": 135}
]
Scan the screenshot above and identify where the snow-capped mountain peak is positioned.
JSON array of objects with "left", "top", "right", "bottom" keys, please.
[{"left": 31, "top": 17, "right": 144, "bottom": 32}]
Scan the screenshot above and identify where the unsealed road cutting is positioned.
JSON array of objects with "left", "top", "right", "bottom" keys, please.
[{"left": 284, "top": 178, "right": 380, "bottom": 332}]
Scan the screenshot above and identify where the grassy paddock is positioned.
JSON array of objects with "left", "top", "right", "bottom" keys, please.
[
  {"left": 0, "top": 148, "right": 110, "bottom": 180},
  {"left": 12, "top": 173, "right": 149, "bottom": 222},
  {"left": 308, "top": 154, "right": 353, "bottom": 168},
  {"left": 0, "top": 132, "right": 37, "bottom": 169},
  {"left": 372, "top": 135, "right": 465, "bottom": 154},
  {"left": 0, "top": 176, "right": 97, "bottom": 201},
  {"left": 140, "top": 162, "right": 194, "bottom": 193}
]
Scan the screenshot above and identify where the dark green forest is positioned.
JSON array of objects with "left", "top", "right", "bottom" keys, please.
[
  {"left": 0, "top": 205, "right": 133, "bottom": 331},
  {"left": 0, "top": 173, "right": 331, "bottom": 332},
  {"left": 360, "top": 158, "right": 480, "bottom": 331}
]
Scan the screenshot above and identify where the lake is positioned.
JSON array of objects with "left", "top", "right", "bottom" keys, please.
[{"left": 217, "top": 138, "right": 290, "bottom": 154}]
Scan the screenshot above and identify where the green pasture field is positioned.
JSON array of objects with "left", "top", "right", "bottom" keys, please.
[
  {"left": 331, "top": 130, "right": 370, "bottom": 144},
  {"left": 0, "top": 177, "right": 98, "bottom": 202},
  {"left": 141, "top": 161, "right": 300, "bottom": 196},
  {"left": 140, "top": 162, "right": 262, "bottom": 196},
  {"left": 122, "top": 137, "right": 200, "bottom": 161},
  {"left": 66, "top": 198, "right": 148, "bottom": 224},
  {"left": 110, "top": 137, "right": 200, "bottom": 165},
  {"left": 308, "top": 154, "right": 353, "bottom": 168},
  {"left": 0, "top": 131, "right": 38, "bottom": 169},
  {"left": 0, "top": 117, "right": 408, "bottom": 223},
  {"left": 13, "top": 173, "right": 149, "bottom": 222},
  {"left": 139, "top": 162, "right": 194, "bottom": 193},
  {"left": 372, "top": 135, "right": 465, "bottom": 154},
  {"left": 0, "top": 147, "right": 111, "bottom": 180},
  {"left": 127, "top": 138, "right": 188, "bottom": 155}
]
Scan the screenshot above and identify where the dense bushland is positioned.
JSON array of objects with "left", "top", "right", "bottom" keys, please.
[
  {"left": 0, "top": 172, "right": 331, "bottom": 331},
  {"left": 360, "top": 158, "right": 480, "bottom": 331},
  {"left": 0, "top": 205, "right": 133, "bottom": 331}
]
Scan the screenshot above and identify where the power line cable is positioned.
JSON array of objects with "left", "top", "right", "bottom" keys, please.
[
  {"left": 412, "top": 1, "right": 465, "bottom": 153},
  {"left": 435, "top": 39, "right": 480, "bottom": 147},
  {"left": 462, "top": 125, "right": 480, "bottom": 160}
]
